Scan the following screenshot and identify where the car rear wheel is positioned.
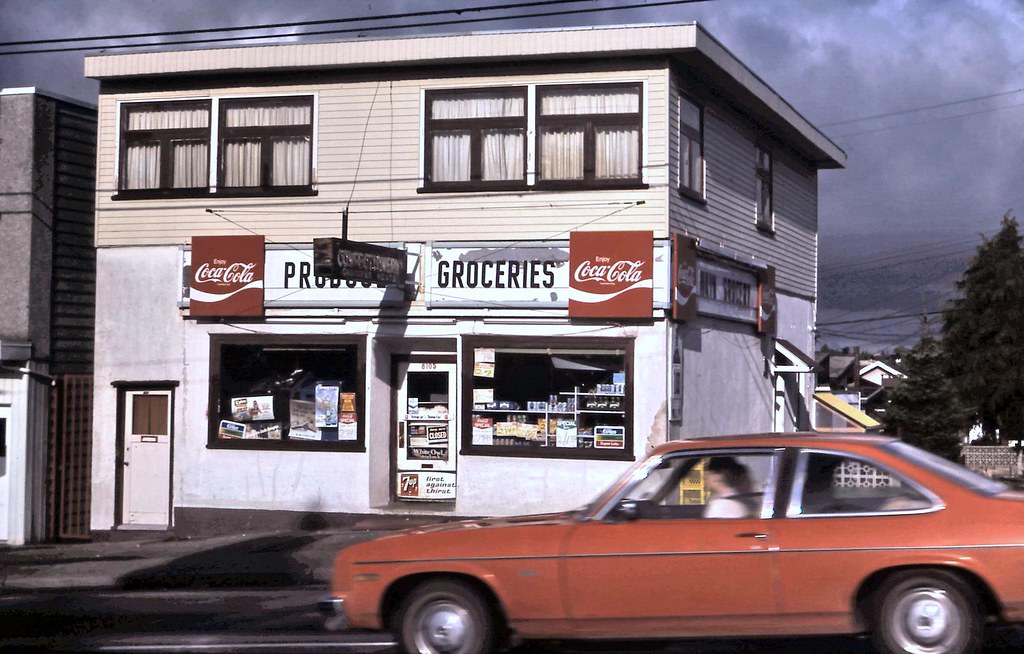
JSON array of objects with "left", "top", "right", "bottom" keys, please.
[
  {"left": 872, "top": 570, "right": 982, "bottom": 654},
  {"left": 398, "top": 579, "right": 495, "bottom": 654}
]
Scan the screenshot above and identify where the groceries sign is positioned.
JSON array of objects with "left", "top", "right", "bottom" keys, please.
[
  {"left": 568, "top": 231, "right": 654, "bottom": 319},
  {"left": 190, "top": 235, "right": 265, "bottom": 317}
]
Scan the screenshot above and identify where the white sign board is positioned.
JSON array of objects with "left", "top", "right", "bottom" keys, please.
[
  {"left": 396, "top": 471, "right": 457, "bottom": 501},
  {"left": 181, "top": 244, "right": 417, "bottom": 308},
  {"left": 426, "top": 240, "right": 670, "bottom": 309}
]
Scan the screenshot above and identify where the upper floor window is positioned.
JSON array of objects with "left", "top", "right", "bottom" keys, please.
[
  {"left": 120, "top": 100, "right": 211, "bottom": 192},
  {"left": 537, "top": 83, "right": 642, "bottom": 187},
  {"left": 219, "top": 97, "right": 314, "bottom": 191},
  {"left": 755, "top": 146, "right": 773, "bottom": 231},
  {"left": 679, "top": 95, "right": 704, "bottom": 198},
  {"left": 116, "top": 95, "right": 314, "bottom": 199},
  {"left": 424, "top": 87, "right": 527, "bottom": 189}
]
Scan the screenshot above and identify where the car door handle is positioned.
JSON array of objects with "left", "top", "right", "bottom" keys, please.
[{"left": 735, "top": 532, "right": 768, "bottom": 539}]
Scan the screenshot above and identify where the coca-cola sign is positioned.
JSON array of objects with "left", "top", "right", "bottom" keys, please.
[
  {"left": 568, "top": 231, "right": 653, "bottom": 319},
  {"left": 190, "top": 235, "right": 265, "bottom": 317}
]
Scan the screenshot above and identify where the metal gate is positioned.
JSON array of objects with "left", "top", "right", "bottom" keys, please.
[{"left": 47, "top": 374, "right": 93, "bottom": 540}]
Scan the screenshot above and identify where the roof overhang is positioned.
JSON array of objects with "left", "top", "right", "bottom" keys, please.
[
  {"left": 772, "top": 338, "right": 816, "bottom": 374},
  {"left": 84, "top": 22, "right": 845, "bottom": 169},
  {"left": 814, "top": 391, "right": 882, "bottom": 431}
]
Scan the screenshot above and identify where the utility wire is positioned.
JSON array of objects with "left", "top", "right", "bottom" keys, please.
[
  {"left": 0, "top": 0, "right": 599, "bottom": 47},
  {"left": 0, "top": 0, "right": 715, "bottom": 56},
  {"left": 817, "top": 310, "right": 949, "bottom": 328},
  {"left": 819, "top": 87, "right": 1024, "bottom": 128}
]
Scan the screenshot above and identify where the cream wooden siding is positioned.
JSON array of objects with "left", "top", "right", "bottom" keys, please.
[
  {"left": 668, "top": 75, "right": 819, "bottom": 299},
  {"left": 94, "top": 68, "right": 669, "bottom": 247}
]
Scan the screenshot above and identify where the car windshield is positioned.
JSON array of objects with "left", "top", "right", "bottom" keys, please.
[
  {"left": 579, "top": 454, "right": 665, "bottom": 519},
  {"left": 883, "top": 441, "right": 1009, "bottom": 496}
]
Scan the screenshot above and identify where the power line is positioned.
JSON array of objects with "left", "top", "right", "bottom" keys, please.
[
  {"left": 0, "top": 0, "right": 596, "bottom": 47},
  {"left": 817, "top": 310, "right": 949, "bottom": 328},
  {"left": 818, "top": 87, "right": 1024, "bottom": 128},
  {"left": 830, "top": 100, "right": 1024, "bottom": 140},
  {"left": 0, "top": 0, "right": 716, "bottom": 56}
]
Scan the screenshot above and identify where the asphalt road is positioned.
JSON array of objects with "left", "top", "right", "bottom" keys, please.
[{"left": 2, "top": 588, "right": 1023, "bottom": 653}]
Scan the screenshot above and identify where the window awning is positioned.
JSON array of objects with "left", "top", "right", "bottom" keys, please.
[
  {"left": 772, "top": 338, "right": 815, "bottom": 374},
  {"left": 814, "top": 391, "right": 882, "bottom": 431}
]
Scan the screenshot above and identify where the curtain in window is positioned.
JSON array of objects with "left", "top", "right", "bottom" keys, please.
[
  {"left": 432, "top": 131, "right": 471, "bottom": 182},
  {"left": 481, "top": 128, "right": 523, "bottom": 181},
  {"left": 127, "top": 107, "right": 209, "bottom": 130},
  {"left": 541, "top": 90, "right": 639, "bottom": 115},
  {"left": 681, "top": 134, "right": 702, "bottom": 191},
  {"left": 171, "top": 140, "right": 208, "bottom": 188},
  {"left": 223, "top": 139, "right": 261, "bottom": 187},
  {"left": 595, "top": 127, "right": 639, "bottom": 179},
  {"left": 540, "top": 128, "right": 584, "bottom": 180},
  {"left": 431, "top": 94, "right": 524, "bottom": 119},
  {"left": 272, "top": 137, "right": 311, "bottom": 186},
  {"left": 225, "top": 104, "right": 312, "bottom": 127},
  {"left": 124, "top": 143, "right": 160, "bottom": 189}
]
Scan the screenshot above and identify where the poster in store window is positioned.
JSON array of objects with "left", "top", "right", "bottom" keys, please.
[
  {"left": 231, "top": 396, "right": 275, "bottom": 422},
  {"left": 338, "top": 410, "right": 358, "bottom": 441},
  {"left": 472, "top": 388, "right": 494, "bottom": 404},
  {"left": 315, "top": 384, "right": 339, "bottom": 428},
  {"left": 244, "top": 422, "right": 283, "bottom": 440},
  {"left": 594, "top": 425, "right": 626, "bottom": 449},
  {"left": 218, "top": 419, "right": 246, "bottom": 439},
  {"left": 289, "top": 399, "right": 320, "bottom": 440},
  {"left": 472, "top": 416, "right": 494, "bottom": 445},
  {"left": 556, "top": 419, "right": 578, "bottom": 448}
]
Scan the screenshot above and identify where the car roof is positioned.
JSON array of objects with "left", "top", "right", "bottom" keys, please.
[{"left": 653, "top": 432, "right": 896, "bottom": 456}]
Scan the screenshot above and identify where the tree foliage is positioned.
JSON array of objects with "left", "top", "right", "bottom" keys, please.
[
  {"left": 883, "top": 334, "right": 969, "bottom": 459},
  {"left": 942, "top": 213, "right": 1024, "bottom": 443}
]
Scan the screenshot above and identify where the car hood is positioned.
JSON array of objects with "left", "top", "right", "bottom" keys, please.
[{"left": 343, "top": 510, "right": 580, "bottom": 564}]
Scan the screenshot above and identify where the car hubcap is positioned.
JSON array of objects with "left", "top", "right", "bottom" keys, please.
[
  {"left": 891, "top": 588, "right": 960, "bottom": 654},
  {"left": 416, "top": 600, "right": 471, "bottom": 653}
]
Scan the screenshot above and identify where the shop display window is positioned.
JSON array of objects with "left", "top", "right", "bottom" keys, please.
[
  {"left": 208, "top": 336, "right": 365, "bottom": 451},
  {"left": 463, "top": 337, "right": 633, "bottom": 460}
]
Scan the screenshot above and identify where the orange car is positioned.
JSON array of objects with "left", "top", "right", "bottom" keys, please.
[{"left": 320, "top": 433, "right": 1024, "bottom": 654}]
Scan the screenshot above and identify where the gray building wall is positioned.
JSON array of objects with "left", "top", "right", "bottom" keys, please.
[{"left": 668, "top": 72, "right": 820, "bottom": 300}]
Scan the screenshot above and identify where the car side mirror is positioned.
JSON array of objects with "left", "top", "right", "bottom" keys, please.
[{"left": 615, "top": 499, "right": 642, "bottom": 521}]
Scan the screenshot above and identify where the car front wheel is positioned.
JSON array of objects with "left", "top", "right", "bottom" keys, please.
[
  {"left": 872, "top": 570, "right": 982, "bottom": 654},
  {"left": 398, "top": 579, "right": 495, "bottom": 654}
]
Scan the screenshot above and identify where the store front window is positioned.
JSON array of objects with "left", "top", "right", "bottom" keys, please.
[
  {"left": 208, "top": 336, "right": 365, "bottom": 451},
  {"left": 462, "top": 337, "right": 633, "bottom": 460}
]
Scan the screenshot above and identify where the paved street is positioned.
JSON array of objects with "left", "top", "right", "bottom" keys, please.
[{"left": 2, "top": 587, "right": 1024, "bottom": 653}]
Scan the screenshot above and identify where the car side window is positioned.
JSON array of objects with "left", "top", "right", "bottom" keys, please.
[
  {"left": 621, "top": 452, "right": 775, "bottom": 520},
  {"left": 795, "top": 452, "right": 932, "bottom": 516}
]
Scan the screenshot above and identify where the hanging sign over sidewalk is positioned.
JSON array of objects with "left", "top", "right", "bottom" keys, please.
[{"left": 312, "top": 238, "right": 407, "bottom": 288}]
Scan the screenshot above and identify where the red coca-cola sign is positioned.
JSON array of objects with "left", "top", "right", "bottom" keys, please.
[
  {"left": 190, "top": 235, "right": 265, "bottom": 317},
  {"left": 568, "top": 231, "right": 653, "bottom": 319}
]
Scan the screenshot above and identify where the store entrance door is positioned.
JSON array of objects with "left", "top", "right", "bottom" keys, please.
[
  {"left": 394, "top": 359, "right": 457, "bottom": 502},
  {"left": 121, "top": 390, "right": 172, "bottom": 527}
]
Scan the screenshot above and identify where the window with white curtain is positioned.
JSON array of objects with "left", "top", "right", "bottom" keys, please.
[
  {"left": 425, "top": 88, "right": 527, "bottom": 188},
  {"left": 219, "top": 97, "right": 314, "bottom": 190},
  {"left": 537, "top": 83, "right": 642, "bottom": 186},
  {"left": 119, "top": 101, "right": 211, "bottom": 192},
  {"left": 679, "top": 95, "right": 704, "bottom": 197},
  {"left": 755, "top": 146, "right": 773, "bottom": 231}
]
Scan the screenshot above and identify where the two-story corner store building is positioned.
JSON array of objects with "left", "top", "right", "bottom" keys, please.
[{"left": 84, "top": 23, "right": 845, "bottom": 535}]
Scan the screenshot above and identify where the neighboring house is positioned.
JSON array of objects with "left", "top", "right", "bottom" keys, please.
[
  {"left": 83, "top": 23, "right": 845, "bottom": 535},
  {"left": 813, "top": 350, "right": 903, "bottom": 432},
  {"left": 0, "top": 88, "right": 97, "bottom": 544}
]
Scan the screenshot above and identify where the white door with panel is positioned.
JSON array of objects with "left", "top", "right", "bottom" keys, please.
[
  {"left": 122, "top": 390, "right": 172, "bottom": 527},
  {"left": 394, "top": 361, "right": 458, "bottom": 501}
]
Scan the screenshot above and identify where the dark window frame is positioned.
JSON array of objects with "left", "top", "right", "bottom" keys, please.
[
  {"left": 422, "top": 86, "right": 529, "bottom": 192},
  {"left": 217, "top": 95, "right": 316, "bottom": 196},
  {"left": 460, "top": 335, "right": 635, "bottom": 461},
  {"left": 678, "top": 93, "right": 705, "bottom": 203},
  {"left": 116, "top": 99, "right": 212, "bottom": 198},
  {"left": 535, "top": 82, "right": 646, "bottom": 191},
  {"left": 207, "top": 334, "right": 367, "bottom": 453},
  {"left": 755, "top": 145, "right": 774, "bottom": 233}
]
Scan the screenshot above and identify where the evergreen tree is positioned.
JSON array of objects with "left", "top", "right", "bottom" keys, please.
[
  {"left": 883, "top": 333, "right": 969, "bottom": 460},
  {"left": 942, "top": 213, "right": 1024, "bottom": 443}
]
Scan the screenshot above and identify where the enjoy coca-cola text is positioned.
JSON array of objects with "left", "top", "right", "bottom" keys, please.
[
  {"left": 194, "top": 259, "right": 257, "bottom": 285},
  {"left": 573, "top": 256, "right": 646, "bottom": 285}
]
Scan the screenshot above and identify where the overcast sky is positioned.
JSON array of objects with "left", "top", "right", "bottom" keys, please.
[{"left": 2, "top": 0, "right": 1022, "bottom": 347}]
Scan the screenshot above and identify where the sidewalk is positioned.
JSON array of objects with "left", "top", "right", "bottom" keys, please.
[{"left": 0, "top": 515, "right": 446, "bottom": 593}]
